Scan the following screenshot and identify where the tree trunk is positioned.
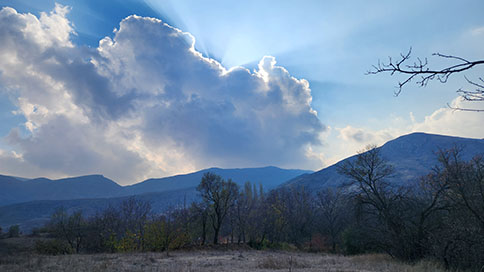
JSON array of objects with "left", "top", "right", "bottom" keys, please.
[{"left": 213, "top": 226, "right": 219, "bottom": 244}]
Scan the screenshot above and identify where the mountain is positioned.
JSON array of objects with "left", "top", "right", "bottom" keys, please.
[
  {"left": 0, "top": 188, "right": 198, "bottom": 233},
  {"left": 0, "top": 166, "right": 310, "bottom": 232},
  {"left": 0, "top": 166, "right": 311, "bottom": 206},
  {"left": 0, "top": 175, "right": 123, "bottom": 206},
  {"left": 284, "top": 133, "right": 484, "bottom": 191},
  {"left": 124, "top": 166, "right": 311, "bottom": 195}
]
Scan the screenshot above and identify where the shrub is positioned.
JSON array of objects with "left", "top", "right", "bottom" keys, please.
[
  {"left": 168, "top": 230, "right": 191, "bottom": 250},
  {"left": 303, "top": 233, "right": 329, "bottom": 252},
  {"left": 35, "top": 239, "right": 73, "bottom": 255},
  {"left": 261, "top": 241, "right": 298, "bottom": 251},
  {"left": 114, "top": 231, "right": 139, "bottom": 252},
  {"left": 342, "top": 226, "right": 368, "bottom": 255},
  {"left": 7, "top": 225, "right": 20, "bottom": 238}
]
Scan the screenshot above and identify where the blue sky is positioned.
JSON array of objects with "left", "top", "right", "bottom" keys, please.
[{"left": 0, "top": 0, "right": 483, "bottom": 184}]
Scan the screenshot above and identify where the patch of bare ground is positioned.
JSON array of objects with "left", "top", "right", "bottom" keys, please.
[{"left": 0, "top": 250, "right": 450, "bottom": 272}]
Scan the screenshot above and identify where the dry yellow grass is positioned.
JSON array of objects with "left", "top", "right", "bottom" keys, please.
[{"left": 0, "top": 250, "right": 450, "bottom": 272}]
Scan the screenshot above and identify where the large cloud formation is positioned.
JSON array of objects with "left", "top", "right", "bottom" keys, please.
[{"left": 0, "top": 5, "right": 325, "bottom": 184}]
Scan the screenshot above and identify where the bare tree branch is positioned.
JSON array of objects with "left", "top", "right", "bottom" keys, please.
[
  {"left": 447, "top": 103, "right": 484, "bottom": 113},
  {"left": 368, "top": 48, "right": 484, "bottom": 111}
]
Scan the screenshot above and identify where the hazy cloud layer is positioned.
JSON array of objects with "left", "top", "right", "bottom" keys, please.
[
  {"left": 338, "top": 126, "right": 393, "bottom": 144},
  {"left": 411, "top": 98, "right": 484, "bottom": 139},
  {"left": 0, "top": 6, "right": 325, "bottom": 183},
  {"left": 330, "top": 97, "right": 484, "bottom": 165}
]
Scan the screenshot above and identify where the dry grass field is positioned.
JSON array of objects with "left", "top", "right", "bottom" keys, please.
[{"left": 0, "top": 249, "right": 449, "bottom": 272}]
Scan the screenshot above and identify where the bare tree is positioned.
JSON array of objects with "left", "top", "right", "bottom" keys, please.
[
  {"left": 316, "top": 188, "right": 347, "bottom": 252},
  {"left": 119, "top": 197, "right": 152, "bottom": 250},
  {"left": 233, "top": 182, "right": 259, "bottom": 244},
  {"left": 368, "top": 47, "right": 484, "bottom": 112},
  {"left": 337, "top": 145, "right": 396, "bottom": 217},
  {"left": 264, "top": 186, "right": 315, "bottom": 247},
  {"left": 437, "top": 148, "right": 484, "bottom": 228},
  {"left": 49, "top": 208, "right": 86, "bottom": 253},
  {"left": 87, "top": 206, "right": 122, "bottom": 252},
  {"left": 425, "top": 148, "right": 484, "bottom": 270},
  {"left": 338, "top": 145, "right": 411, "bottom": 258},
  {"left": 189, "top": 201, "right": 210, "bottom": 245},
  {"left": 197, "top": 172, "right": 239, "bottom": 244}
]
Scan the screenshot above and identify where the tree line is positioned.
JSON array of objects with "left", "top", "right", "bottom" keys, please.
[{"left": 34, "top": 146, "right": 483, "bottom": 271}]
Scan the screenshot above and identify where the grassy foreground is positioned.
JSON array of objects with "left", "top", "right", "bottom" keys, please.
[{"left": 0, "top": 249, "right": 448, "bottom": 272}]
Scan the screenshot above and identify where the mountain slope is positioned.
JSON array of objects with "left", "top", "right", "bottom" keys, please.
[
  {"left": 0, "top": 188, "right": 198, "bottom": 233},
  {"left": 0, "top": 175, "right": 123, "bottom": 206},
  {"left": 0, "top": 166, "right": 311, "bottom": 231},
  {"left": 284, "top": 132, "right": 484, "bottom": 191},
  {"left": 124, "top": 166, "right": 311, "bottom": 195},
  {"left": 0, "top": 167, "right": 311, "bottom": 206}
]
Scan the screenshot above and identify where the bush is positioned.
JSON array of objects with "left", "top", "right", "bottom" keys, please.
[
  {"left": 303, "top": 233, "right": 329, "bottom": 252},
  {"left": 7, "top": 225, "right": 20, "bottom": 238},
  {"left": 342, "top": 226, "right": 369, "bottom": 255},
  {"left": 114, "top": 231, "right": 139, "bottom": 252},
  {"left": 35, "top": 239, "right": 73, "bottom": 255},
  {"left": 248, "top": 238, "right": 270, "bottom": 250},
  {"left": 167, "top": 231, "right": 191, "bottom": 250},
  {"left": 261, "top": 241, "right": 298, "bottom": 251}
]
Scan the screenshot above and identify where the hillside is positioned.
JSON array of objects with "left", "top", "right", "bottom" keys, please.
[
  {"left": 0, "top": 187, "right": 197, "bottom": 233},
  {"left": 284, "top": 132, "right": 484, "bottom": 191},
  {"left": 124, "top": 166, "right": 310, "bottom": 195},
  {"left": 0, "top": 175, "right": 124, "bottom": 206},
  {"left": 3, "top": 132, "right": 483, "bottom": 232},
  {"left": 0, "top": 167, "right": 311, "bottom": 206}
]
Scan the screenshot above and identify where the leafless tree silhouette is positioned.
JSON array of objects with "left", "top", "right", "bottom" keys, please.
[{"left": 368, "top": 47, "right": 484, "bottom": 112}]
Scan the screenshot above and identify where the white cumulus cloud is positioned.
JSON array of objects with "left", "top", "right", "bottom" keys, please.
[{"left": 0, "top": 6, "right": 325, "bottom": 184}]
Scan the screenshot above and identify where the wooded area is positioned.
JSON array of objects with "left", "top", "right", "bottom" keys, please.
[{"left": 24, "top": 147, "right": 484, "bottom": 271}]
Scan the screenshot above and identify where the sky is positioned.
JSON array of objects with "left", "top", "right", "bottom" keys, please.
[{"left": 0, "top": 0, "right": 483, "bottom": 185}]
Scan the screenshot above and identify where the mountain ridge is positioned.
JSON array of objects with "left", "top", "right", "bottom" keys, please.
[
  {"left": 0, "top": 187, "right": 198, "bottom": 233},
  {"left": 2, "top": 132, "right": 484, "bottom": 232},
  {"left": 283, "top": 132, "right": 484, "bottom": 191},
  {"left": 0, "top": 166, "right": 311, "bottom": 206}
]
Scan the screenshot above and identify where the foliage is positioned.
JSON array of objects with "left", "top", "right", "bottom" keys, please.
[
  {"left": 35, "top": 239, "right": 73, "bottom": 255},
  {"left": 7, "top": 225, "right": 20, "bottom": 238},
  {"left": 341, "top": 226, "right": 371, "bottom": 255},
  {"left": 47, "top": 209, "right": 86, "bottom": 253}
]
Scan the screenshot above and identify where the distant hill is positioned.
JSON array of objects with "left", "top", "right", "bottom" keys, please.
[
  {"left": 124, "top": 166, "right": 311, "bottom": 195},
  {"left": 0, "top": 175, "right": 123, "bottom": 206},
  {"left": 0, "top": 166, "right": 311, "bottom": 232},
  {"left": 284, "top": 133, "right": 484, "bottom": 191},
  {"left": 0, "top": 188, "right": 197, "bottom": 233},
  {"left": 0, "top": 167, "right": 311, "bottom": 206}
]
